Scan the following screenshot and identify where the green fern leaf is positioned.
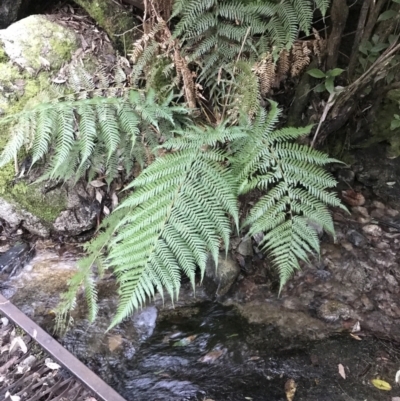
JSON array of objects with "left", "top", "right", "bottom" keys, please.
[{"left": 238, "top": 103, "right": 344, "bottom": 289}]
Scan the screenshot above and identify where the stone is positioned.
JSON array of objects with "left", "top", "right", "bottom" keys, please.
[
  {"left": 370, "top": 208, "right": 385, "bottom": 219},
  {"left": 362, "top": 224, "right": 382, "bottom": 237},
  {"left": 0, "top": 198, "right": 50, "bottom": 237},
  {"left": 203, "top": 252, "right": 241, "bottom": 297},
  {"left": 347, "top": 229, "right": 367, "bottom": 248},
  {"left": 351, "top": 206, "right": 369, "bottom": 218},
  {"left": 0, "top": 15, "right": 79, "bottom": 74},
  {"left": 372, "top": 200, "right": 385, "bottom": 209},
  {"left": 237, "top": 237, "right": 253, "bottom": 256}
]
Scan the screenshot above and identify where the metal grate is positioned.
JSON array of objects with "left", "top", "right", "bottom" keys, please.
[{"left": 0, "top": 295, "right": 127, "bottom": 401}]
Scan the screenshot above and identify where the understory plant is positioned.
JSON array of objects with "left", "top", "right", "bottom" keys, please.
[
  {"left": 0, "top": 89, "right": 342, "bottom": 329},
  {"left": 0, "top": 0, "right": 345, "bottom": 329}
]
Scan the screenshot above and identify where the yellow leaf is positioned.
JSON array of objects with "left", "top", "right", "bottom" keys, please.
[
  {"left": 371, "top": 379, "right": 392, "bottom": 391},
  {"left": 285, "top": 378, "right": 297, "bottom": 401}
]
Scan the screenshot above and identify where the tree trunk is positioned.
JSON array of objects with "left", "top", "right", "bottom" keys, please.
[
  {"left": 314, "top": 42, "right": 400, "bottom": 146},
  {"left": 347, "top": 0, "right": 372, "bottom": 80},
  {"left": 326, "top": 0, "right": 349, "bottom": 70}
]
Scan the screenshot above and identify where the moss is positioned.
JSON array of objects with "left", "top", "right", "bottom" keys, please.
[
  {"left": 8, "top": 182, "right": 66, "bottom": 223},
  {"left": 0, "top": 64, "right": 59, "bottom": 222},
  {"left": 0, "top": 46, "right": 8, "bottom": 63},
  {"left": 49, "top": 37, "right": 76, "bottom": 64}
]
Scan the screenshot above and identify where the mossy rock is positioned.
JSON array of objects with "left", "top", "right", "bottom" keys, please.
[
  {"left": 0, "top": 15, "right": 79, "bottom": 73},
  {"left": 0, "top": 15, "right": 99, "bottom": 237}
]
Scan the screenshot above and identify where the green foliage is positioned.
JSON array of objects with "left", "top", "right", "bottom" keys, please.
[
  {"left": 0, "top": 89, "right": 188, "bottom": 184},
  {"left": 55, "top": 102, "right": 342, "bottom": 328},
  {"left": 307, "top": 68, "right": 344, "bottom": 94},
  {"left": 233, "top": 102, "right": 344, "bottom": 290},
  {"left": 172, "top": 0, "right": 329, "bottom": 83}
]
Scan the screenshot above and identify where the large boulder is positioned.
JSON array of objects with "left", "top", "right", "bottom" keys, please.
[{"left": 0, "top": 15, "right": 102, "bottom": 237}]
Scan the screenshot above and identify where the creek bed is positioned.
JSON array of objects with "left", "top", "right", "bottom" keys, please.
[{"left": 1, "top": 244, "right": 400, "bottom": 401}]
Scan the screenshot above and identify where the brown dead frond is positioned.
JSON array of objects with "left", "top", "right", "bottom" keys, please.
[
  {"left": 290, "top": 41, "right": 312, "bottom": 77},
  {"left": 274, "top": 49, "right": 290, "bottom": 87},
  {"left": 253, "top": 54, "right": 275, "bottom": 96},
  {"left": 130, "top": 3, "right": 197, "bottom": 109}
]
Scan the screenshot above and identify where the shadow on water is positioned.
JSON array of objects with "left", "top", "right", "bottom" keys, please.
[{"left": 62, "top": 302, "right": 400, "bottom": 401}]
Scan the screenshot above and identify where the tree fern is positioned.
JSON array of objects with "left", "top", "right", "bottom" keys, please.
[
  {"left": 233, "top": 102, "right": 345, "bottom": 290},
  {"left": 0, "top": 89, "right": 188, "bottom": 183},
  {"left": 55, "top": 102, "right": 343, "bottom": 327},
  {"left": 56, "top": 125, "right": 241, "bottom": 329}
]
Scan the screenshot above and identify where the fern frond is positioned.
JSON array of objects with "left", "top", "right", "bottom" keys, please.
[
  {"left": 103, "top": 126, "right": 238, "bottom": 328},
  {"left": 237, "top": 103, "right": 344, "bottom": 289},
  {"left": 0, "top": 89, "right": 188, "bottom": 183}
]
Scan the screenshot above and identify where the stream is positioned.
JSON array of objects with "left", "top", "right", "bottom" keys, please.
[{"left": 2, "top": 242, "right": 400, "bottom": 401}]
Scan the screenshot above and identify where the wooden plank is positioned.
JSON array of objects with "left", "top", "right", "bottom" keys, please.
[{"left": 0, "top": 295, "right": 127, "bottom": 401}]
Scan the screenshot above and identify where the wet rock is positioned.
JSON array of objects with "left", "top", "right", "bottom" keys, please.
[
  {"left": 0, "top": 198, "right": 50, "bottom": 237},
  {"left": 347, "top": 229, "right": 367, "bottom": 247},
  {"left": 226, "top": 300, "right": 330, "bottom": 340},
  {"left": 0, "top": 242, "right": 35, "bottom": 276},
  {"left": 132, "top": 306, "right": 157, "bottom": 341},
  {"left": 203, "top": 252, "right": 240, "bottom": 297},
  {"left": 237, "top": 237, "right": 253, "bottom": 256},
  {"left": 316, "top": 300, "right": 355, "bottom": 322}
]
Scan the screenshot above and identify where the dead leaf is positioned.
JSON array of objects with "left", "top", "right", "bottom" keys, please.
[
  {"left": 395, "top": 369, "right": 400, "bottom": 383},
  {"left": 173, "top": 335, "right": 197, "bottom": 347},
  {"left": 111, "top": 192, "right": 119, "bottom": 209},
  {"left": 9, "top": 337, "right": 27, "bottom": 354},
  {"left": 108, "top": 334, "right": 123, "bottom": 352},
  {"left": 103, "top": 205, "right": 110, "bottom": 215},
  {"left": 1, "top": 317, "right": 8, "bottom": 327},
  {"left": 338, "top": 364, "right": 346, "bottom": 379},
  {"left": 351, "top": 321, "right": 361, "bottom": 333},
  {"left": 371, "top": 379, "right": 391, "bottom": 391},
  {"left": 284, "top": 378, "right": 297, "bottom": 401},
  {"left": 350, "top": 333, "right": 362, "bottom": 341},
  {"left": 341, "top": 189, "right": 365, "bottom": 206},
  {"left": 90, "top": 180, "right": 106, "bottom": 188},
  {"left": 392, "top": 397, "right": 400, "bottom": 401},
  {"left": 45, "top": 358, "right": 61, "bottom": 370},
  {"left": 95, "top": 189, "right": 103, "bottom": 204},
  {"left": 198, "top": 349, "right": 225, "bottom": 363}
]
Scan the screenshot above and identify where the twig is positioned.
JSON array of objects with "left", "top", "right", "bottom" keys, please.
[{"left": 220, "top": 27, "right": 251, "bottom": 121}]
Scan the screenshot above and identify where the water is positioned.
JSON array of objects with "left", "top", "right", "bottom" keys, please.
[{"left": 3, "top": 244, "right": 400, "bottom": 401}]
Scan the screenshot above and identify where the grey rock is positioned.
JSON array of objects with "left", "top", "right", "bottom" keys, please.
[
  {"left": 347, "top": 229, "right": 367, "bottom": 247},
  {"left": 0, "top": 15, "right": 79, "bottom": 73},
  {"left": 203, "top": 252, "right": 240, "bottom": 297},
  {"left": 0, "top": 198, "right": 50, "bottom": 237},
  {"left": 237, "top": 237, "right": 253, "bottom": 256},
  {"left": 53, "top": 204, "right": 98, "bottom": 236}
]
